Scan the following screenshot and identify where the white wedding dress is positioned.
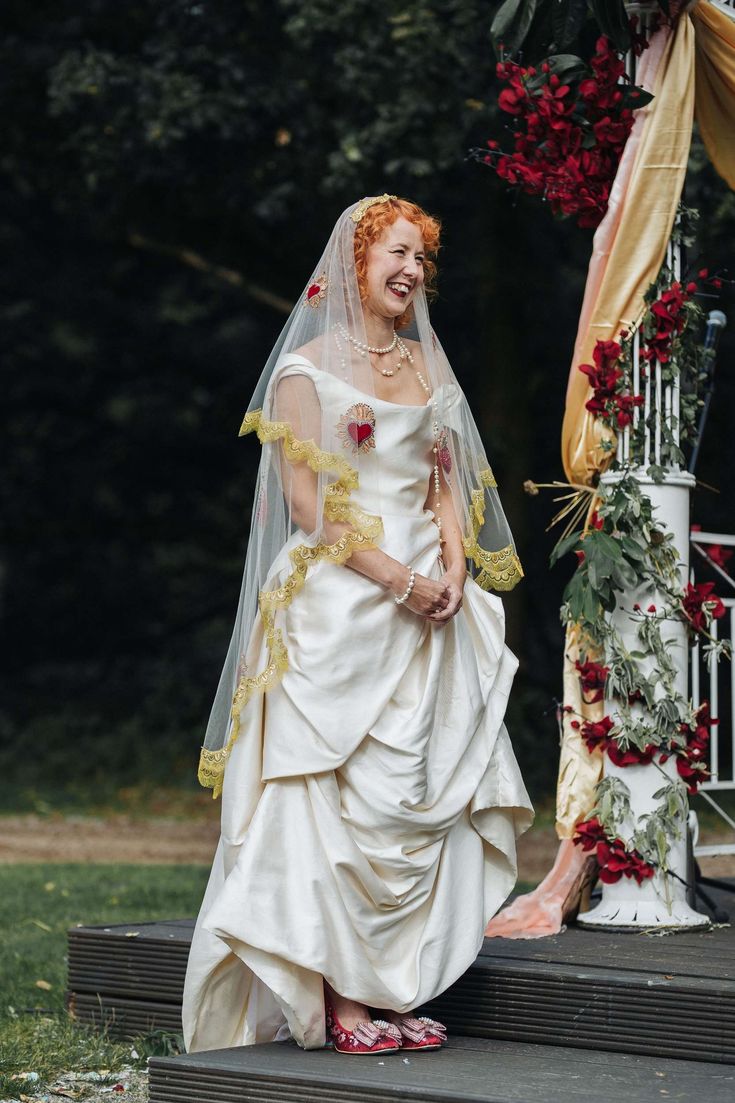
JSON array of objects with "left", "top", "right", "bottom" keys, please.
[{"left": 183, "top": 356, "right": 533, "bottom": 1052}]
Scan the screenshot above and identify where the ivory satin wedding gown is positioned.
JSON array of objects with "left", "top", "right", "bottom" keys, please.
[{"left": 183, "top": 356, "right": 533, "bottom": 1052}]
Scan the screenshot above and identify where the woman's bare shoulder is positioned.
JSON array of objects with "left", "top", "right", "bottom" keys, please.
[{"left": 291, "top": 335, "right": 325, "bottom": 367}]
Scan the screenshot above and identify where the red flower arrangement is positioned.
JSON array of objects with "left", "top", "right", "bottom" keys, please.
[
  {"left": 574, "top": 816, "right": 655, "bottom": 884},
  {"left": 574, "top": 713, "right": 657, "bottom": 766},
  {"left": 640, "top": 280, "right": 690, "bottom": 365},
  {"left": 681, "top": 581, "right": 726, "bottom": 634},
  {"left": 577, "top": 270, "right": 719, "bottom": 433},
  {"left": 659, "top": 702, "right": 715, "bottom": 794},
  {"left": 579, "top": 338, "right": 644, "bottom": 428},
  {"left": 575, "top": 658, "right": 609, "bottom": 703},
  {"left": 482, "top": 36, "right": 643, "bottom": 230}
]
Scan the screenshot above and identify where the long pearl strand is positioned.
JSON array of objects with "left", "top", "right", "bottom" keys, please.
[{"left": 415, "top": 367, "right": 443, "bottom": 542}]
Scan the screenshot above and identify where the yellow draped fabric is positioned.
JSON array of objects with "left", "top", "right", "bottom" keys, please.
[
  {"left": 561, "top": 15, "right": 695, "bottom": 488},
  {"left": 693, "top": 1, "right": 735, "bottom": 191},
  {"left": 556, "top": 15, "right": 696, "bottom": 837},
  {"left": 556, "top": 1, "right": 735, "bottom": 837}
]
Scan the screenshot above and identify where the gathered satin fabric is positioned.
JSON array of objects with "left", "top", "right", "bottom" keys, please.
[{"left": 182, "top": 359, "right": 533, "bottom": 1051}]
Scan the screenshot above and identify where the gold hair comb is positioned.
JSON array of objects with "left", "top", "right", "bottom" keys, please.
[{"left": 350, "top": 194, "right": 398, "bottom": 223}]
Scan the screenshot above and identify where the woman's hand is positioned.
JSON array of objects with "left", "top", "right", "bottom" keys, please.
[
  {"left": 392, "top": 567, "right": 451, "bottom": 618},
  {"left": 427, "top": 566, "right": 465, "bottom": 624}
]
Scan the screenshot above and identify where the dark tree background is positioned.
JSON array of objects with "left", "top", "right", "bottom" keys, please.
[{"left": 2, "top": 0, "right": 733, "bottom": 809}]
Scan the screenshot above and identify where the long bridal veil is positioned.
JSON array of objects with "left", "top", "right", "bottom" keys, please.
[{"left": 198, "top": 195, "right": 524, "bottom": 797}]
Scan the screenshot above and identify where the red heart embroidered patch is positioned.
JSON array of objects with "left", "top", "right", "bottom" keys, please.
[
  {"left": 347, "top": 421, "right": 372, "bottom": 445},
  {"left": 336, "top": 402, "right": 377, "bottom": 454}
]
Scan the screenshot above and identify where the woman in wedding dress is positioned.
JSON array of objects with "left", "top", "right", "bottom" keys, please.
[{"left": 182, "top": 194, "right": 533, "bottom": 1056}]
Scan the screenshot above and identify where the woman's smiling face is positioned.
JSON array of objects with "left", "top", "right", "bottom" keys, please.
[{"left": 363, "top": 216, "right": 425, "bottom": 321}]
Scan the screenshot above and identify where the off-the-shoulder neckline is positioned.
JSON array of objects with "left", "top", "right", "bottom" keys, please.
[{"left": 279, "top": 352, "right": 440, "bottom": 410}]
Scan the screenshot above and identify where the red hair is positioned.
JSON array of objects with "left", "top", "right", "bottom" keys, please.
[{"left": 353, "top": 197, "right": 441, "bottom": 328}]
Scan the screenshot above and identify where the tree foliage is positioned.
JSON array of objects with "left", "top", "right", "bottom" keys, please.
[{"left": 1, "top": 0, "right": 731, "bottom": 804}]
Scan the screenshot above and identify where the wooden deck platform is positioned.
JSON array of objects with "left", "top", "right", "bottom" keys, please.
[
  {"left": 67, "top": 884, "right": 735, "bottom": 1066},
  {"left": 147, "top": 1036, "right": 735, "bottom": 1103}
]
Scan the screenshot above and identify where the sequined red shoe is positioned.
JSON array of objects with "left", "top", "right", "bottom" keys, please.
[
  {"left": 325, "top": 1000, "right": 402, "bottom": 1055},
  {"left": 390, "top": 1014, "right": 447, "bottom": 1051}
]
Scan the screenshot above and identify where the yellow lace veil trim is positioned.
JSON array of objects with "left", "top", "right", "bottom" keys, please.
[
  {"left": 463, "top": 468, "right": 524, "bottom": 592},
  {"left": 197, "top": 409, "right": 383, "bottom": 797}
]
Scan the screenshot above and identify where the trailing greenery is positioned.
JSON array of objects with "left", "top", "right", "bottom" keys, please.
[{"left": 556, "top": 277, "right": 731, "bottom": 882}]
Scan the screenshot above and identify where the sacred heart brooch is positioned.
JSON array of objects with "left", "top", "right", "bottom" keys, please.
[
  {"left": 336, "top": 403, "right": 376, "bottom": 455},
  {"left": 304, "top": 272, "right": 328, "bottom": 308}
]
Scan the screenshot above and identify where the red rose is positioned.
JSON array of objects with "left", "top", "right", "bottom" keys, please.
[
  {"left": 580, "top": 715, "right": 615, "bottom": 753},
  {"left": 498, "top": 88, "right": 524, "bottom": 115},
  {"left": 575, "top": 659, "right": 609, "bottom": 703},
  {"left": 682, "top": 581, "right": 726, "bottom": 632},
  {"left": 573, "top": 816, "right": 607, "bottom": 852},
  {"left": 607, "top": 740, "right": 656, "bottom": 767}
]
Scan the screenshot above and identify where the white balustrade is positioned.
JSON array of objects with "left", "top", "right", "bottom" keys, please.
[{"left": 690, "top": 533, "right": 735, "bottom": 858}]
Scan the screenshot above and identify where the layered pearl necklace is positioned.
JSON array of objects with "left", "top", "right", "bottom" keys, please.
[{"left": 335, "top": 322, "right": 412, "bottom": 377}]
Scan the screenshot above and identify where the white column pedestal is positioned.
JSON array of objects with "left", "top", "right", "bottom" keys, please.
[{"left": 577, "top": 470, "right": 709, "bottom": 930}]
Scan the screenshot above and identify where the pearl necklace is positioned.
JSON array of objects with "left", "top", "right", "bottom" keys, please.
[
  {"left": 334, "top": 325, "right": 414, "bottom": 377},
  {"left": 415, "top": 368, "right": 443, "bottom": 541},
  {"left": 337, "top": 322, "right": 397, "bottom": 356}
]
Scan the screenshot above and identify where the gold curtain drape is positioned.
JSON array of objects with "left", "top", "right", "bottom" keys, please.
[
  {"left": 693, "top": 1, "right": 735, "bottom": 190},
  {"left": 556, "top": 14, "right": 695, "bottom": 836}
]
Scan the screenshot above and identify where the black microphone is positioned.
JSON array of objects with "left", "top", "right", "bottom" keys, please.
[{"left": 689, "top": 310, "right": 727, "bottom": 474}]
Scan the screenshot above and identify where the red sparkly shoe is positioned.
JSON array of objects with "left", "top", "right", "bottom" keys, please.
[
  {"left": 390, "top": 1014, "right": 447, "bottom": 1051},
  {"left": 325, "top": 1000, "right": 402, "bottom": 1056}
]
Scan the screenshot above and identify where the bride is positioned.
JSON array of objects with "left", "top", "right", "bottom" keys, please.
[{"left": 183, "top": 194, "right": 533, "bottom": 1056}]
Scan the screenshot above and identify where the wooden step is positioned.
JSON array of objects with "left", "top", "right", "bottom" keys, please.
[
  {"left": 148, "top": 1035, "right": 735, "bottom": 1103},
  {"left": 67, "top": 893, "right": 735, "bottom": 1065}
]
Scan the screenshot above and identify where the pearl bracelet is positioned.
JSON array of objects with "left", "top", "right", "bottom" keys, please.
[{"left": 394, "top": 567, "right": 416, "bottom": 606}]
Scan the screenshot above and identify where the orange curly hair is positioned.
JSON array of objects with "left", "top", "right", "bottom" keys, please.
[{"left": 353, "top": 197, "right": 441, "bottom": 329}]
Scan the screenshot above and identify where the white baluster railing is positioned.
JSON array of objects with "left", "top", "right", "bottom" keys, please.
[{"left": 690, "top": 532, "right": 735, "bottom": 858}]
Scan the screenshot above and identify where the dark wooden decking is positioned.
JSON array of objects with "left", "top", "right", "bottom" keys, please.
[
  {"left": 68, "top": 887, "right": 735, "bottom": 1102},
  {"left": 67, "top": 884, "right": 735, "bottom": 1066},
  {"left": 147, "top": 1036, "right": 735, "bottom": 1103}
]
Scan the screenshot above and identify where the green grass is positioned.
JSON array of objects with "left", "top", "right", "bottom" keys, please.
[
  {"left": 0, "top": 863, "right": 209, "bottom": 1095},
  {"left": 0, "top": 780, "right": 217, "bottom": 820}
]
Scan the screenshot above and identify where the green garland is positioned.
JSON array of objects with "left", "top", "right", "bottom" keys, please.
[{"left": 546, "top": 214, "right": 731, "bottom": 887}]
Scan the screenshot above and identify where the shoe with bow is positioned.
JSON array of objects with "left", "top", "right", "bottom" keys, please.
[
  {"left": 325, "top": 1000, "right": 402, "bottom": 1055},
  {"left": 388, "top": 1014, "right": 447, "bottom": 1051}
]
